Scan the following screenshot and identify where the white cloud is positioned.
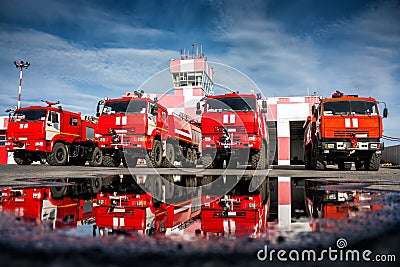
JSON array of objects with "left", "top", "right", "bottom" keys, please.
[{"left": 0, "top": 28, "right": 177, "bottom": 115}]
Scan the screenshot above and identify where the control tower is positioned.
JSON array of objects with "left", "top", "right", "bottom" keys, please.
[{"left": 155, "top": 45, "right": 214, "bottom": 119}]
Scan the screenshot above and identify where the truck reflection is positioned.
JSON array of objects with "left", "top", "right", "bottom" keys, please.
[
  {"left": 201, "top": 176, "right": 269, "bottom": 238},
  {"left": 0, "top": 175, "right": 271, "bottom": 239},
  {"left": 94, "top": 174, "right": 201, "bottom": 236},
  {"left": 304, "top": 180, "right": 383, "bottom": 230},
  {"left": 1, "top": 178, "right": 100, "bottom": 229}
]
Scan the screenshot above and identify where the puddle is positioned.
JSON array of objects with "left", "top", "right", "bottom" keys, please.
[{"left": 0, "top": 175, "right": 399, "bottom": 266}]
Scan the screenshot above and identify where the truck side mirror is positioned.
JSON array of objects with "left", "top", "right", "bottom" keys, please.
[
  {"left": 196, "top": 102, "right": 202, "bottom": 115},
  {"left": 262, "top": 100, "right": 267, "bottom": 109},
  {"left": 311, "top": 105, "right": 316, "bottom": 117},
  {"left": 383, "top": 108, "right": 388, "bottom": 118},
  {"left": 261, "top": 100, "right": 267, "bottom": 113},
  {"left": 96, "top": 100, "right": 104, "bottom": 117},
  {"left": 151, "top": 103, "right": 158, "bottom": 116}
]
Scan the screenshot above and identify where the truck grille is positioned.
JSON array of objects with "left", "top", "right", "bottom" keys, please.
[{"left": 334, "top": 130, "right": 369, "bottom": 138}]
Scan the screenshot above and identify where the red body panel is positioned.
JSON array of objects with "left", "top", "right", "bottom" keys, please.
[
  {"left": 201, "top": 194, "right": 268, "bottom": 237},
  {"left": 5, "top": 105, "right": 96, "bottom": 154},
  {"left": 1, "top": 187, "right": 90, "bottom": 229},
  {"left": 94, "top": 192, "right": 200, "bottom": 235},
  {"left": 201, "top": 94, "right": 267, "bottom": 151}
]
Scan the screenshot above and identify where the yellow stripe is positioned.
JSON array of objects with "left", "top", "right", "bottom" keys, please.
[
  {"left": 148, "top": 123, "right": 168, "bottom": 133},
  {"left": 176, "top": 135, "right": 199, "bottom": 145},
  {"left": 46, "top": 129, "right": 80, "bottom": 137},
  {"left": 145, "top": 197, "right": 201, "bottom": 220}
]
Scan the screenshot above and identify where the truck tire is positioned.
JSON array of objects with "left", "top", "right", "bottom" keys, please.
[
  {"left": 48, "top": 142, "right": 68, "bottom": 166},
  {"left": 338, "top": 161, "right": 352, "bottom": 171},
  {"left": 355, "top": 160, "right": 364, "bottom": 170},
  {"left": 365, "top": 154, "right": 380, "bottom": 171},
  {"left": 50, "top": 178, "right": 68, "bottom": 199},
  {"left": 250, "top": 144, "right": 265, "bottom": 170},
  {"left": 102, "top": 153, "right": 121, "bottom": 167},
  {"left": 202, "top": 153, "right": 219, "bottom": 169},
  {"left": 89, "top": 147, "right": 102, "bottom": 167},
  {"left": 149, "top": 140, "right": 163, "bottom": 168},
  {"left": 163, "top": 175, "right": 174, "bottom": 200},
  {"left": 145, "top": 175, "right": 162, "bottom": 206},
  {"left": 13, "top": 152, "right": 32, "bottom": 165},
  {"left": 182, "top": 148, "right": 196, "bottom": 168},
  {"left": 89, "top": 178, "right": 102, "bottom": 194},
  {"left": 200, "top": 175, "right": 213, "bottom": 186},
  {"left": 314, "top": 154, "right": 326, "bottom": 170},
  {"left": 162, "top": 143, "right": 175, "bottom": 168}
]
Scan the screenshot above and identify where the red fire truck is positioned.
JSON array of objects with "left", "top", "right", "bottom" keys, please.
[
  {"left": 95, "top": 92, "right": 201, "bottom": 167},
  {"left": 197, "top": 93, "right": 269, "bottom": 169},
  {"left": 5, "top": 101, "right": 99, "bottom": 166},
  {"left": 93, "top": 175, "right": 201, "bottom": 236},
  {"left": 303, "top": 92, "right": 388, "bottom": 171},
  {"left": 201, "top": 177, "right": 269, "bottom": 237},
  {"left": 1, "top": 182, "right": 97, "bottom": 229}
]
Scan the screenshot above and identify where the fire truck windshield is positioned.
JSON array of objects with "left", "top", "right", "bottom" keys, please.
[
  {"left": 103, "top": 100, "right": 147, "bottom": 114},
  {"left": 11, "top": 109, "right": 47, "bottom": 122},
  {"left": 205, "top": 97, "right": 256, "bottom": 112},
  {"left": 323, "top": 100, "right": 378, "bottom": 116}
]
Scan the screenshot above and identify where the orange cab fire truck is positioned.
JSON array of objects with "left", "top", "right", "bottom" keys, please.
[
  {"left": 5, "top": 101, "right": 99, "bottom": 166},
  {"left": 95, "top": 91, "right": 201, "bottom": 167},
  {"left": 197, "top": 93, "right": 269, "bottom": 169},
  {"left": 303, "top": 92, "right": 388, "bottom": 170}
]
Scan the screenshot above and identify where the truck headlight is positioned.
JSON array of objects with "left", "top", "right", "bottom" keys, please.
[
  {"left": 137, "top": 137, "right": 144, "bottom": 141},
  {"left": 248, "top": 136, "right": 256, "bottom": 141},
  {"left": 324, "top": 143, "right": 335, "bottom": 149},
  {"left": 204, "top": 137, "right": 211, "bottom": 141},
  {"left": 5, "top": 142, "right": 10, "bottom": 146},
  {"left": 326, "top": 193, "right": 337, "bottom": 200},
  {"left": 99, "top": 137, "right": 106, "bottom": 142},
  {"left": 370, "top": 143, "right": 378, "bottom": 149},
  {"left": 35, "top": 141, "right": 44, "bottom": 146}
]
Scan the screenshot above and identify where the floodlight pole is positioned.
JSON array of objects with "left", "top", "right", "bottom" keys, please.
[{"left": 14, "top": 60, "right": 30, "bottom": 109}]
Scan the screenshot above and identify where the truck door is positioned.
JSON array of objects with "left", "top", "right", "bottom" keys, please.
[{"left": 46, "top": 111, "right": 60, "bottom": 140}]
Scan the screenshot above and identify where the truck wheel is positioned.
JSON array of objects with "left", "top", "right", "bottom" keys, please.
[
  {"left": 163, "top": 175, "right": 174, "bottom": 200},
  {"left": 50, "top": 178, "right": 68, "bottom": 199},
  {"left": 48, "top": 142, "right": 68, "bottom": 166},
  {"left": 338, "top": 162, "right": 352, "bottom": 171},
  {"left": 365, "top": 154, "right": 380, "bottom": 171},
  {"left": 182, "top": 148, "right": 196, "bottom": 168},
  {"left": 13, "top": 152, "right": 32, "bottom": 165},
  {"left": 250, "top": 145, "right": 265, "bottom": 170},
  {"left": 355, "top": 160, "right": 364, "bottom": 170},
  {"left": 200, "top": 175, "right": 213, "bottom": 186},
  {"left": 89, "top": 178, "right": 102, "bottom": 194},
  {"left": 145, "top": 175, "right": 163, "bottom": 206},
  {"left": 149, "top": 140, "right": 163, "bottom": 168},
  {"left": 162, "top": 143, "right": 175, "bottom": 168},
  {"left": 89, "top": 147, "right": 102, "bottom": 167},
  {"left": 102, "top": 153, "right": 121, "bottom": 167},
  {"left": 202, "top": 153, "right": 216, "bottom": 169},
  {"left": 314, "top": 154, "right": 326, "bottom": 170}
]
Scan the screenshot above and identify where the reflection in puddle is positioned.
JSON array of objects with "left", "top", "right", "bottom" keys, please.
[{"left": 0, "top": 175, "right": 398, "bottom": 244}]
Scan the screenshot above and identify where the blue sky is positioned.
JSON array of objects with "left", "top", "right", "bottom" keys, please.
[{"left": 0, "top": 0, "right": 399, "bottom": 144}]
